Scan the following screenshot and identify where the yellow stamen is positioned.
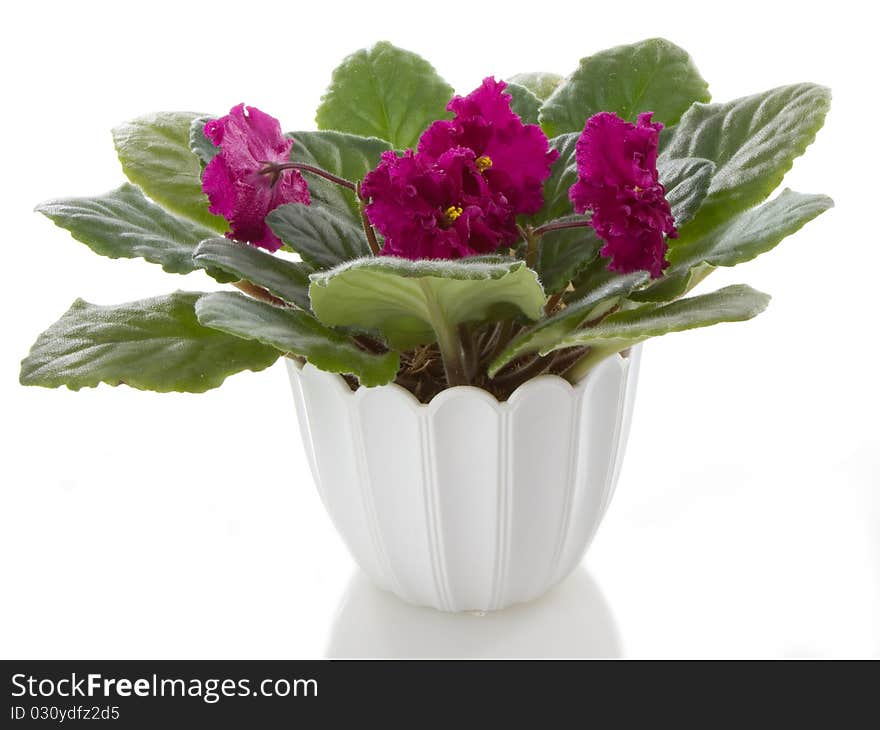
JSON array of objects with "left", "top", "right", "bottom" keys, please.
[
  {"left": 445, "top": 205, "right": 463, "bottom": 222},
  {"left": 475, "top": 155, "right": 493, "bottom": 172}
]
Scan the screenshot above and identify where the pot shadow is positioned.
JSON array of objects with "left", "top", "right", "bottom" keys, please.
[{"left": 325, "top": 567, "right": 622, "bottom": 658}]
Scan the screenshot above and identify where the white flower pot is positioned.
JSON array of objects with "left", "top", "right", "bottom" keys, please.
[{"left": 287, "top": 346, "right": 641, "bottom": 612}]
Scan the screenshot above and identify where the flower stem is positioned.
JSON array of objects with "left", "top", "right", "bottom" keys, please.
[
  {"left": 532, "top": 218, "right": 592, "bottom": 237},
  {"left": 259, "top": 161, "right": 358, "bottom": 192},
  {"left": 523, "top": 226, "right": 539, "bottom": 269},
  {"left": 357, "top": 184, "right": 381, "bottom": 256}
]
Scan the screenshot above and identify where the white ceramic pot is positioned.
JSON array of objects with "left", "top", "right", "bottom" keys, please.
[{"left": 287, "top": 346, "right": 641, "bottom": 613}]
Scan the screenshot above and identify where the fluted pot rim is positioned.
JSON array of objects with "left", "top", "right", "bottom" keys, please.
[{"left": 287, "top": 348, "right": 636, "bottom": 411}]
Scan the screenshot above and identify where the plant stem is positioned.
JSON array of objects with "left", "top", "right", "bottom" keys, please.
[
  {"left": 548, "top": 346, "right": 589, "bottom": 377},
  {"left": 419, "top": 281, "right": 468, "bottom": 386},
  {"left": 488, "top": 320, "right": 515, "bottom": 363},
  {"left": 532, "top": 218, "right": 592, "bottom": 237},
  {"left": 545, "top": 291, "right": 564, "bottom": 315},
  {"left": 233, "top": 279, "right": 287, "bottom": 307},
  {"left": 357, "top": 188, "right": 381, "bottom": 255},
  {"left": 478, "top": 322, "right": 503, "bottom": 360},
  {"left": 565, "top": 343, "right": 626, "bottom": 382},
  {"left": 523, "top": 226, "right": 539, "bottom": 269},
  {"left": 259, "top": 161, "right": 358, "bottom": 192},
  {"left": 491, "top": 353, "right": 553, "bottom": 394},
  {"left": 459, "top": 324, "right": 479, "bottom": 381}
]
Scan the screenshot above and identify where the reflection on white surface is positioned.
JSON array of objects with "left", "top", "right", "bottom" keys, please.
[{"left": 326, "top": 567, "right": 621, "bottom": 658}]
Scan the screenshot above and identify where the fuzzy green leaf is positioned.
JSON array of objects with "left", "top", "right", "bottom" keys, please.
[
  {"left": 539, "top": 38, "right": 710, "bottom": 137},
  {"left": 488, "top": 271, "right": 648, "bottom": 376},
  {"left": 315, "top": 41, "right": 453, "bottom": 149},
  {"left": 505, "top": 82, "right": 541, "bottom": 125},
  {"left": 309, "top": 257, "right": 546, "bottom": 350},
  {"left": 35, "top": 184, "right": 234, "bottom": 280},
  {"left": 113, "top": 112, "right": 226, "bottom": 232},
  {"left": 631, "top": 190, "right": 831, "bottom": 304},
  {"left": 266, "top": 203, "right": 370, "bottom": 270},
  {"left": 532, "top": 133, "right": 579, "bottom": 224},
  {"left": 195, "top": 292, "right": 399, "bottom": 387},
  {"left": 189, "top": 115, "right": 218, "bottom": 168},
  {"left": 193, "top": 238, "right": 314, "bottom": 311},
  {"left": 565, "top": 284, "right": 770, "bottom": 378},
  {"left": 19, "top": 292, "right": 279, "bottom": 392},
  {"left": 668, "top": 189, "right": 833, "bottom": 269},
  {"left": 657, "top": 156, "right": 715, "bottom": 228},
  {"left": 508, "top": 72, "right": 563, "bottom": 101},
  {"left": 628, "top": 269, "right": 696, "bottom": 303},
  {"left": 535, "top": 219, "right": 601, "bottom": 294},
  {"left": 661, "top": 84, "right": 831, "bottom": 237},
  {"left": 288, "top": 130, "right": 391, "bottom": 224},
  {"left": 556, "top": 284, "right": 769, "bottom": 351}
]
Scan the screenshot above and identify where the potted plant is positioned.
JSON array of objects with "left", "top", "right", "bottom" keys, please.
[{"left": 20, "top": 39, "right": 831, "bottom": 612}]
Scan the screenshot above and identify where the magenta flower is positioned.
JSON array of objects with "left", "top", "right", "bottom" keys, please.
[
  {"left": 202, "top": 103, "right": 310, "bottom": 252},
  {"left": 362, "top": 78, "right": 558, "bottom": 260},
  {"left": 362, "top": 148, "right": 518, "bottom": 260},
  {"left": 419, "top": 77, "right": 558, "bottom": 215},
  {"left": 569, "top": 112, "right": 677, "bottom": 278}
]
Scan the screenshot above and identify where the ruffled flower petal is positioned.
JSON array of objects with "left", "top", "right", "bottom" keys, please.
[
  {"left": 201, "top": 104, "right": 310, "bottom": 252},
  {"left": 362, "top": 147, "right": 518, "bottom": 260},
  {"left": 363, "top": 79, "right": 555, "bottom": 260},
  {"left": 569, "top": 112, "right": 677, "bottom": 278},
  {"left": 419, "top": 77, "right": 558, "bottom": 215}
]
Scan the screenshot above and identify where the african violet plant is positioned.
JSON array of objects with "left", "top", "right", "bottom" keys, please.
[{"left": 20, "top": 39, "right": 831, "bottom": 403}]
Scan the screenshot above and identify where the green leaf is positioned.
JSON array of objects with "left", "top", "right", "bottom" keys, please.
[
  {"left": 539, "top": 38, "right": 710, "bottom": 137},
  {"left": 195, "top": 292, "right": 399, "bottom": 387},
  {"left": 19, "top": 292, "right": 279, "bottom": 393},
  {"left": 113, "top": 112, "right": 226, "bottom": 232},
  {"left": 668, "top": 189, "right": 834, "bottom": 269},
  {"left": 565, "top": 253, "right": 613, "bottom": 302},
  {"left": 564, "top": 284, "right": 770, "bottom": 379},
  {"left": 267, "top": 203, "right": 370, "bottom": 270},
  {"left": 315, "top": 41, "right": 453, "bottom": 149},
  {"left": 189, "top": 115, "right": 218, "bottom": 168},
  {"left": 505, "top": 82, "right": 541, "bottom": 125},
  {"left": 657, "top": 156, "right": 715, "bottom": 228},
  {"left": 630, "top": 190, "right": 831, "bottom": 304},
  {"left": 532, "top": 133, "right": 579, "bottom": 224},
  {"left": 489, "top": 271, "right": 648, "bottom": 376},
  {"left": 193, "top": 238, "right": 314, "bottom": 311},
  {"left": 508, "top": 72, "right": 563, "bottom": 101},
  {"left": 535, "top": 219, "right": 601, "bottom": 294},
  {"left": 661, "top": 83, "right": 831, "bottom": 236},
  {"left": 628, "top": 269, "right": 695, "bottom": 303},
  {"left": 288, "top": 130, "right": 391, "bottom": 223},
  {"left": 35, "top": 184, "right": 234, "bottom": 280},
  {"left": 309, "top": 257, "right": 546, "bottom": 351},
  {"left": 554, "top": 284, "right": 769, "bottom": 350}
]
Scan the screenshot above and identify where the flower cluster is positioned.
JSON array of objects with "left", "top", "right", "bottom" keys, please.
[
  {"left": 25, "top": 40, "right": 829, "bottom": 404},
  {"left": 569, "top": 112, "right": 677, "bottom": 278},
  {"left": 201, "top": 92, "right": 679, "bottom": 275},
  {"left": 361, "top": 78, "right": 559, "bottom": 259},
  {"left": 202, "top": 103, "right": 310, "bottom": 252}
]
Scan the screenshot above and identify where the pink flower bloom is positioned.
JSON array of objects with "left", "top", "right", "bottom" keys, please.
[
  {"left": 362, "top": 78, "right": 558, "bottom": 260},
  {"left": 362, "top": 148, "right": 518, "bottom": 260},
  {"left": 569, "top": 112, "right": 677, "bottom": 278},
  {"left": 202, "top": 104, "right": 309, "bottom": 252},
  {"left": 419, "top": 77, "right": 558, "bottom": 215}
]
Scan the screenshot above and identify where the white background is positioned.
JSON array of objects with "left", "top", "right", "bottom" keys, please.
[{"left": 1, "top": 0, "right": 877, "bottom": 658}]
